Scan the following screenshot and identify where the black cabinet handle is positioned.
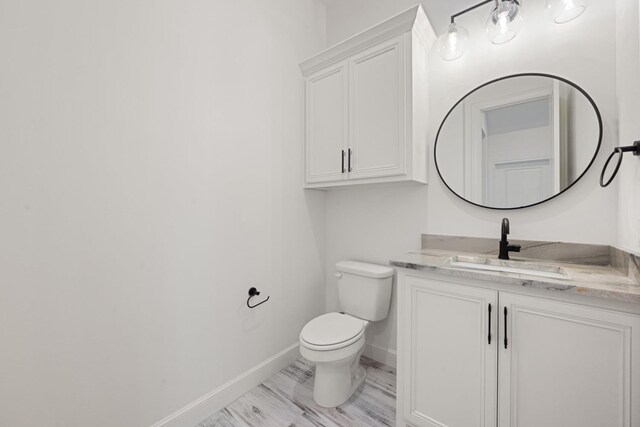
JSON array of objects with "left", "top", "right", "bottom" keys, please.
[
  {"left": 504, "top": 306, "right": 508, "bottom": 349},
  {"left": 348, "top": 149, "right": 352, "bottom": 172},
  {"left": 341, "top": 150, "right": 346, "bottom": 173},
  {"left": 488, "top": 303, "right": 492, "bottom": 345}
]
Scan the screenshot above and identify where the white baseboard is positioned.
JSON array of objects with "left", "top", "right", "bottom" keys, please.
[
  {"left": 150, "top": 342, "right": 300, "bottom": 427},
  {"left": 363, "top": 343, "right": 397, "bottom": 368}
]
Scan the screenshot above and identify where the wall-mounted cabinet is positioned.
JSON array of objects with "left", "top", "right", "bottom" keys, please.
[
  {"left": 397, "top": 270, "right": 640, "bottom": 427},
  {"left": 300, "top": 6, "right": 435, "bottom": 189}
]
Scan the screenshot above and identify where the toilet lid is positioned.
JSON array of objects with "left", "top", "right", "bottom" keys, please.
[{"left": 300, "top": 312, "right": 365, "bottom": 347}]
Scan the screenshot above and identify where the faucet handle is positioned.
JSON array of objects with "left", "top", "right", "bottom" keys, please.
[{"left": 507, "top": 244, "right": 521, "bottom": 253}]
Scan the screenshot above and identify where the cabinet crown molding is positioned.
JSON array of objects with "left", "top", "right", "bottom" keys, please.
[{"left": 299, "top": 5, "right": 435, "bottom": 77}]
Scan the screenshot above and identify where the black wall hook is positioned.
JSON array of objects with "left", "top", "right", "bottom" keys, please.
[
  {"left": 247, "top": 287, "right": 270, "bottom": 308},
  {"left": 600, "top": 141, "right": 640, "bottom": 187}
]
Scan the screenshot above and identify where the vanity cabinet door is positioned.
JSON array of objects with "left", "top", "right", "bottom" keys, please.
[
  {"left": 348, "top": 35, "right": 406, "bottom": 180},
  {"left": 499, "top": 293, "right": 640, "bottom": 427},
  {"left": 403, "top": 274, "right": 498, "bottom": 427},
  {"left": 305, "top": 61, "right": 349, "bottom": 184}
]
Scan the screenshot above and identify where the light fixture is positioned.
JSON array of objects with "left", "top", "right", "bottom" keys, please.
[
  {"left": 437, "top": 0, "right": 495, "bottom": 61},
  {"left": 485, "top": 0, "right": 523, "bottom": 45},
  {"left": 438, "top": 0, "right": 523, "bottom": 61},
  {"left": 545, "top": 0, "right": 587, "bottom": 24},
  {"left": 437, "top": 22, "right": 470, "bottom": 61},
  {"left": 438, "top": 0, "right": 587, "bottom": 61}
]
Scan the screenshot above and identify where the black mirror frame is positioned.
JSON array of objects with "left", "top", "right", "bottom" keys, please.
[{"left": 434, "top": 72, "right": 603, "bottom": 211}]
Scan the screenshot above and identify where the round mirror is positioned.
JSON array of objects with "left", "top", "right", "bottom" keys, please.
[{"left": 435, "top": 73, "right": 602, "bottom": 210}]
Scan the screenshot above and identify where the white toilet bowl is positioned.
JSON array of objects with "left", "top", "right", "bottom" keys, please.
[
  {"left": 299, "top": 312, "right": 369, "bottom": 407},
  {"left": 299, "top": 261, "right": 394, "bottom": 408}
]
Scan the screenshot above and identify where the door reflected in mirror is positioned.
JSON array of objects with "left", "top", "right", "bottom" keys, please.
[{"left": 435, "top": 74, "right": 602, "bottom": 209}]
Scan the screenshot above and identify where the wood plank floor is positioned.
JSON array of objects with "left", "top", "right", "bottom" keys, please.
[{"left": 196, "top": 356, "right": 396, "bottom": 427}]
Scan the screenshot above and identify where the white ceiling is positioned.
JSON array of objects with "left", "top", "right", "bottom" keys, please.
[{"left": 320, "top": 0, "right": 489, "bottom": 35}]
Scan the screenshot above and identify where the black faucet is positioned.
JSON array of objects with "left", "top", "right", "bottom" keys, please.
[{"left": 499, "top": 218, "right": 521, "bottom": 260}]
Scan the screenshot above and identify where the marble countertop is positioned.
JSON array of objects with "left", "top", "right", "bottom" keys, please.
[{"left": 390, "top": 249, "right": 640, "bottom": 304}]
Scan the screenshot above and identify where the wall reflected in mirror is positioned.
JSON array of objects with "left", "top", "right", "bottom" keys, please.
[{"left": 435, "top": 74, "right": 602, "bottom": 209}]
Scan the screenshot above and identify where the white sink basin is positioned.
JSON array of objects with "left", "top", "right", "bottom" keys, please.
[{"left": 449, "top": 256, "right": 568, "bottom": 280}]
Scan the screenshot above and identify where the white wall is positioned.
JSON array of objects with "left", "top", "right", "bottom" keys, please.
[
  {"left": 325, "top": 186, "right": 427, "bottom": 361},
  {"left": 325, "top": 0, "right": 417, "bottom": 45},
  {"left": 616, "top": 0, "right": 640, "bottom": 254},
  {"left": 0, "top": 1, "right": 326, "bottom": 426},
  {"left": 325, "top": 0, "right": 619, "bottom": 357}
]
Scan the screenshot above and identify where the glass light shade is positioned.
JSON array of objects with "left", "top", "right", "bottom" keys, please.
[
  {"left": 546, "top": 0, "right": 587, "bottom": 24},
  {"left": 437, "top": 23, "right": 469, "bottom": 61},
  {"left": 485, "top": 0, "right": 523, "bottom": 45}
]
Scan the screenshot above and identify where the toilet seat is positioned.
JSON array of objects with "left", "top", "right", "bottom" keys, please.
[{"left": 300, "top": 312, "right": 366, "bottom": 351}]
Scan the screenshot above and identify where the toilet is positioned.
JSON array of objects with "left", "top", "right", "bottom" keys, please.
[{"left": 299, "top": 261, "right": 394, "bottom": 407}]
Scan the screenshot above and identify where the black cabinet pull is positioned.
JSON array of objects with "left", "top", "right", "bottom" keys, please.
[
  {"left": 504, "top": 306, "right": 508, "bottom": 349},
  {"left": 348, "top": 149, "right": 352, "bottom": 172},
  {"left": 488, "top": 303, "right": 492, "bottom": 345},
  {"left": 341, "top": 150, "right": 346, "bottom": 173}
]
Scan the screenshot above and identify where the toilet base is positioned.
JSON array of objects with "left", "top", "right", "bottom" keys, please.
[{"left": 312, "top": 349, "right": 366, "bottom": 408}]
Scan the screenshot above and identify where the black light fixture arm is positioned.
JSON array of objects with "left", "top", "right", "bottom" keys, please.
[
  {"left": 600, "top": 141, "right": 640, "bottom": 188},
  {"left": 450, "top": 0, "right": 498, "bottom": 23}
]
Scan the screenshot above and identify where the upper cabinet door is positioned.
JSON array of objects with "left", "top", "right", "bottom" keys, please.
[
  {"left": 499, "top": 293, "right": 640, "bottom": 427},
  {"left": 348, "top": 35, "right": 406, "bottom": 180},
  {"left": 305, "top": 62, "right": 349, "bottom": 183},
  {"left": 403, "top": 274, "right": 498, "bottom": 427}
]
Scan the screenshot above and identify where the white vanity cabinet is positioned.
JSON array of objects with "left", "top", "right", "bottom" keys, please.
[
  {"left": 299, "top": 6, "right": 434, "bottom": 189},
  {"left": 499, "top": 292, "right": 638, "bottom": 427},
  {"left": 401, "top": 275, "right": 498, "bottom": 427},
  {"left": 397, "top": 270, "right": 640, "bottom": 427}
]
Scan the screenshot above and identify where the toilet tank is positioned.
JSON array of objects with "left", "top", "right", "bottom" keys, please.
[{"left": 335, "top": 261, "right": 394, "bottom": 322}]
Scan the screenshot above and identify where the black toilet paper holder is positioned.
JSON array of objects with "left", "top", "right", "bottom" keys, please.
[{"left": 247, "top": 287, "right": 270, "bottom": 308}]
